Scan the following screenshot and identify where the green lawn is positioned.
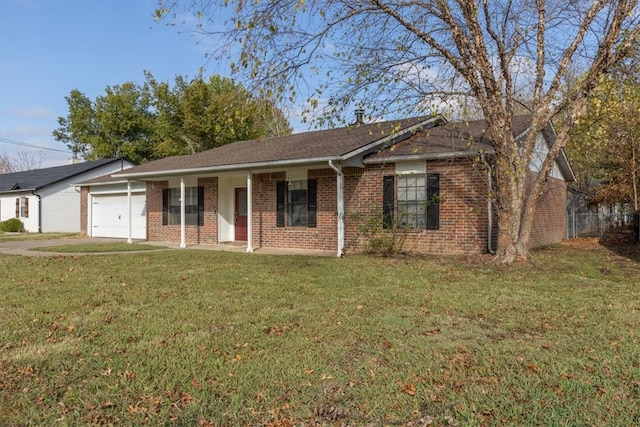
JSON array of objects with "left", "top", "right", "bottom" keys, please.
[
  {"left": 29, "top": 242, "right": 164, "bottom": 253},
  {"left": 0, "top": 232, "right": 78, "bottom": 243},
  {"left": 1, "top": 242, "right": 638, "bottom": 426}
]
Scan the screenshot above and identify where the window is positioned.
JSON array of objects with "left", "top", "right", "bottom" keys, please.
[
  {"left": 382, "top": 173, "right": 439, "bottom": 230},
  {"left": 276, "top": 179, "right": 317, "bottom": 227},
  {"left": 162, "top": 187, "right": 204, "bottom": 226},
  {"left": 15, "top": 196, "right": 28, "bottom": 219},
  {"left": 398, "top": 173, "right": 427, "bottom": 228}
]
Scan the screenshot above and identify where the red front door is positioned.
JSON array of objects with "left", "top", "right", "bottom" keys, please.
[{"left": 235, "top": 188, "right": 248, "bottom": 241}]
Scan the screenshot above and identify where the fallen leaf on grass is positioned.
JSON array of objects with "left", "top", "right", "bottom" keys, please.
[
  {"left": 423, "top": 329, "right": 441, "bottom": 336},
  {"left": 400, "top": 381, "right": 416, "bottom": 396},
  {"left": 180, "top": 393, "right": 193, "bottom": 405}
]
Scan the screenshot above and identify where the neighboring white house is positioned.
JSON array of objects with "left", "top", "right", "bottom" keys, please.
[{"left": 0, "top": 158, "right": 136, "bottom": 233}]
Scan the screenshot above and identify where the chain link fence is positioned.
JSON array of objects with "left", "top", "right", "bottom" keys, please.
[{"left": 567, "top": 205, "right": 638, "bottom": 243}]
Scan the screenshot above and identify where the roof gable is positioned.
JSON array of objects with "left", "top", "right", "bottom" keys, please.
[
  {"left": 366, "top": 115, "right": 533, "bottom": 161},
  {"left": 0, "top": 158, "right": 128, "bottom": 192}
]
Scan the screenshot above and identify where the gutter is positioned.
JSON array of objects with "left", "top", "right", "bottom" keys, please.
[
  {"left": 327, "top": 160, "right": 345, "bottom": 257},
  {"left": 113, "top": 156, "right": 343, "bottom": 180},
  {"left": 481, "top": 154, "right": 495, "bottom": 254},
  {"left": 363, "top": 149, "right": 495, "bottom": 165}
]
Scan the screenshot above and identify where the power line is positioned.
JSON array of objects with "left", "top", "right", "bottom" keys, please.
[{"left": 0, "top": 137, "right": 72, "bottom": 154}]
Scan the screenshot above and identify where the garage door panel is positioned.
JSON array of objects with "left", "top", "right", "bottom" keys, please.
[{"left": 92, "top": 194, "right": 146, "bottom": 239}]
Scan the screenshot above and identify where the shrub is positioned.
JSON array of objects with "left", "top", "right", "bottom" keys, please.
[
  {"left": 0, "top": 218, "right": 24, "bottom": 232},
  {"left": 357, "top": 211, "right": 406, "bottom": 256}
]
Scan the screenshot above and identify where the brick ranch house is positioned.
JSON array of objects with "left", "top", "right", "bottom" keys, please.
[{"left": 99, "top": 114, "right": 574, "bottom": 256}]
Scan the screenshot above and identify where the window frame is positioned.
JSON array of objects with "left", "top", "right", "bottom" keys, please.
[
  {"left": 397, "top": 173, "right": 427, "bottom": 229},
  {"left": 15, "top": 196, "right": 29, "bottom": 219},
  {"left": 382, "top": 173, "right": 440, "bottom": 230},
  {"left": 162, "top": 186, "right": 204, "bottom": 226},
  {"left": 276, "top": 179, "right": 317, "bottom": 228}
]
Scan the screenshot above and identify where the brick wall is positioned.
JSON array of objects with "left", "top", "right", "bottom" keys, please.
[
  {"left": 142, "top": 164, "right": 567, "bottom": 254},
  {"left": 528, "top": 172, "right": 567, "bottom": 248},
  {"left": 344, "top": 160, "right": 492, "bottom": 255},
  {"left": 146, "top": 178, "right": 219, "bottom": 245},
  {"left": 251, "top": 169, "right": 338, "bottom": 251}
]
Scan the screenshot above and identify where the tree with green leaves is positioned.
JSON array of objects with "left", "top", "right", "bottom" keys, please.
[
  {"left": 568, "top": 48, "right": 640, "bottom": 211},
  {"left": 53, "top": 73, "right": 291, "bottom": 164},
  {"left": 157, "top": 0, "right": 640, "bottom": 262},
  {"left": 148, "top": 73, "right": 291, "bottom": 157}
]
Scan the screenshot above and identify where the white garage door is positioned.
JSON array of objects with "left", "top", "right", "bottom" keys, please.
[{"left": 91, "top": 194, "right": 146, "bottom": 239}]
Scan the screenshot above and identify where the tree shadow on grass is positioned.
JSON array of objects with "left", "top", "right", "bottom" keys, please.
[{"left": 600, "top": 237, "right": 640, "bottom": 263}]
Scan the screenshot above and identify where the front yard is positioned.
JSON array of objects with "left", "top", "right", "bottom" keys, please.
[{"left": 1, "top": 241, "right": 638, "bottom": 426}]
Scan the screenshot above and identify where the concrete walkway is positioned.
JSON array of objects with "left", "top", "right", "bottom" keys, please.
[{"left": 0, "top": 237, "right": 337, "bottom": 257}]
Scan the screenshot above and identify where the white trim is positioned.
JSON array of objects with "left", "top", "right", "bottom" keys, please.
[
  {"left": 180, "top": 177, "right": 186, "bottom": 248},
  {"left": 328, "top": 160, "right": 345, "bottom": 257},
  {"left": 127, "top": 181, "right": 132, "bottom": 244},
  {"left": 246, "top": 172, "right": 253, "bottom": 253}
]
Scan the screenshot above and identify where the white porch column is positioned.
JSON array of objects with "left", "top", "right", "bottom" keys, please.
[
  {"left": 127, "top": 180, "right": 132, "bottom": 244},
  {"left": 180, "top": 177, "right": 186, "bottom": 248},
  {"left": 246, "top": 171, "right": 254, "bottom": 253}
]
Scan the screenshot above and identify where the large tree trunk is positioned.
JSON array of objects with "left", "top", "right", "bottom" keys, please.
[{"left": 493, "top": 154, "right": 532, "bottom": 263}]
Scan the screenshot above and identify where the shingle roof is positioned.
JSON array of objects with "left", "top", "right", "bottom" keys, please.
[
  {"left": 115, "top": 115, "right": 440, "bottom": 178},
  {"left": 366, "top": 115, "right": 533, "bottom": 161},
  {"left": 0, "top": 158, "right": 126, "bottom": 192}
]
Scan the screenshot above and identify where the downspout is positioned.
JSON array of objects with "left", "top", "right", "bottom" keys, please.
[
  {"left": 32, "top": 191, "right": 42, "bottom": 233},
  {"left": 481, "top": 155, "right": 495, "bottom": 254},
  {"left": 328, "top": 160, "right": 345, "bottom": 257}
]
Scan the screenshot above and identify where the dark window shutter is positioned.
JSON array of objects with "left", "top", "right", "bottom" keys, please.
[
  {"left": 15, "top": 198, "right": 19, "bottom": 218},
  {"left": 382, "top": 176, "right": 395, "bottom": 229},
  {"left": 307, "top": 179, "right": 317, "bottom": 227},
  {"left": 162, "top": 189, "right": 169, "bottom": 226},
  {"left": 276, "top": 181, "right": 285, "bottom": 227},
  {"left": 426, "top": 173, "right": 440, "bottom": 230},
  {"left": 24, "top": 197, "right": 29, "bottom": 218},
  {"left": 197, "top": 186, "right": 204, "bottom": 226}
]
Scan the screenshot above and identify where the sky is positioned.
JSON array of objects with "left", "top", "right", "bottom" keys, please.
[{"left": 0, "top": 0, "right": 301, "bottom": 168}]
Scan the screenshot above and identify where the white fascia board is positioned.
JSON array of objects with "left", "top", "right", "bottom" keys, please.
[
  {"left": 0, "top": 188, "right": 37, "bottom": 195},
  {"left": 113, "top": 156, "right": 341, "bottom": 180},
  {"left": 363, "top": 149, "right": 495, "bottom": 165},
  {"left": 73, "top": 179, "right": 145, "bottom": 187}
]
